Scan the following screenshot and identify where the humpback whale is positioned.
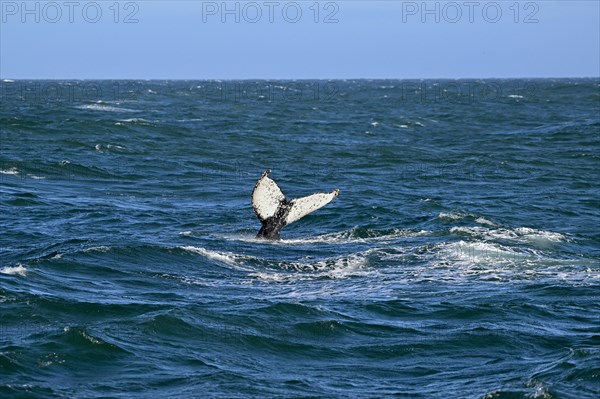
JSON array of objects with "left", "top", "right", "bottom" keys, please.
[{"left": 252, "top": 170, "right": 339, "bottom": 240}]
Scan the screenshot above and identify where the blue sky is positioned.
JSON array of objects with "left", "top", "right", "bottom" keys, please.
[{"left": 1, "top": 1, "right": 599, "bottom": 79}]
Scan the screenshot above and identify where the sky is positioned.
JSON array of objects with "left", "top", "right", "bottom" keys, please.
[{"left": 0, "top": 0, "right": 599, "bottom": 79}]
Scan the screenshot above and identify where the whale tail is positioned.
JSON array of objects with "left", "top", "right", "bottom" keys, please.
[{"left": 252, "top": 170, "right": 339, "bottom": 240}]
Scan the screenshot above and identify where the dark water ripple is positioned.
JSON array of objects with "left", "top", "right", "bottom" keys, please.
[{"left": 1, "top": 79, "right": 599, "bottom": 398}]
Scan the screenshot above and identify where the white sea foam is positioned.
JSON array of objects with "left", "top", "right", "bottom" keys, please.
[
  {"left": 95, "top": 143, "right": 125, "bottom": 153},
  {"left": 179, "top": 246, "right": 255, "bottom": 271},
  {"left": 250, "top": 251, "right": 374, "bottom": 282},
  {"left": 390, "top": 237, "right": 600, "bottom": 285},
  {"left": 0, "top": 167, "right": 18, "bottom": 175},
  {"left": 475, "top": 217, "right": 496, "bottom": 226},
  {"left": 284, "top": 252, "right": 370, "bottom": 273},
  {"left": 180, "top": 244, "right": 374, "bottom": 281},
  {"left": 438, "top": 240, "right": 523, "bottom": 264},
  {"left": 450, "top": 226, "right": 519, "bottom": 241},
  {"left": 515, "top": 227, "right": 566, "bottom": 243},
  {"left": 81, "top": 330, "right": 103, "bottom": 345},
  {"left": 83, "top": 246, "right": 112, "bottom": 253},
  {"left": 117, "top": 118, "right": 151, "bottom": 123},
  {"left": 406, "top": 240, "right": 543, "bottom": 283},
  {"left": 224, "top": 228, "right": 428, "bottom": 245},
  {"left": 38, "top": 353, "right": 65, "bottom": 368},
  {"left": 450, "top": 225, "right": 567, "bottom": 248},
  {"left": 438, "top": 212, "right": 464, "bottom": 220},
  {"left": 249, "top": 272, "right": 289, "bottom": 282},
  {"left": 62, "top": 327, "right": 102, "bottom": 345},
  {"left": 77, "top": 104, "right": 136, "bottom": 113},
  {"left": 440, "top": 212, "right": 497, "bottom": 224},
  {"left": 1, "top": 264, "right": 27, "bottom": 276},
  {"left": 27, "top": 174, "right": 46, "bottom": 180}
]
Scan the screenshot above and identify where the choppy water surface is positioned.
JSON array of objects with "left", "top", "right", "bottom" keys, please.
[{"left": 1, "top": 79, "right": 599, "bottom": 398}]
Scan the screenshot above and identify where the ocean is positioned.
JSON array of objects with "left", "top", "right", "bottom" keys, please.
[{"left": 1, "top": 79, "right": 599, "bottom": 398}]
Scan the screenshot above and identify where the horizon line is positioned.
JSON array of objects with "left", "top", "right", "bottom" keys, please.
[{"left": 2, "top": 76, "right": 599, "bottom": 81}]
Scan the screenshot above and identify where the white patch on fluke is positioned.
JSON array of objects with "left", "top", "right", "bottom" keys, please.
[{"left": 252, "top": 172, "right": 285, "bottom": 220}]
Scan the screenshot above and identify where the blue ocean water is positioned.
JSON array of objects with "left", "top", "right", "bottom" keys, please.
[{"left": 1, "top": 79, "right": 599, "bottom": 398}]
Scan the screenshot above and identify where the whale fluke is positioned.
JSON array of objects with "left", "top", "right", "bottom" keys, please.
[{"left": 252, "top": 170, "right": 339, "bottom": 240}]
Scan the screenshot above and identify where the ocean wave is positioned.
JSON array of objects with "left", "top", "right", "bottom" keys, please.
[
  {"left": 251, "top": 252, "right": 373, "bottom": 282},
  {"left": 0, "top": 167, "right": 19, "bottom": 175},
  {"left": 1, "top": 166, "right": 54, "bottom": 180},
  {"left": 59, "top": 326, "right": 130, "bottom": 354},
  {"left": 514, "top": 227, "right": 567, "bottom": 245},
  {"left": 0, "top": 264, "right": 28, "bottom": 276},
  {"left": 94, "top": 143, "right": 126, "bottom": 153},
  {"left": 439, "top": 213, "right": 497, "bottom": 226},
  {"left": 52, "top": 161, "right": 118, "bottom": 179},
  {"left": 179, "top": 246, "right": 256, "bottom": 271},
  {"left": 436, "top": 240, "right": 528, "bottom": 265},
  {"left": 281, "top": 228, "right": 428, "bottom": 244},
  {"left": 450, "top": 225, "right": 568, "bottom": 248},
  {"left": 278, "top": 250, "right": 372, "bottom": 272},
  {"left": 76, "top": 103, "right": 137, "bottom": 113},
  {"left": 82, "top": 246, "right": 112, "bottom": 253},
  {"left": 474, "top": 217, "right": 496, "bottom": 226},
  {"left": 407, "top": 240, "right": 600, "bottom": 284},
  {"left": 116, "top": 117, "right": 154, "bottom": 124},
  {"left": 179, "top": 245, "right": 374, "bottom": 281},
  {"left": 438, "top": 212, "right": 465, "bottom": 221},
  {"left": 63, "top": 326, "right": 103, "bottom": 345},
  {"left": 223, "top": 227, "right": 428, "bottom": 245}
]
